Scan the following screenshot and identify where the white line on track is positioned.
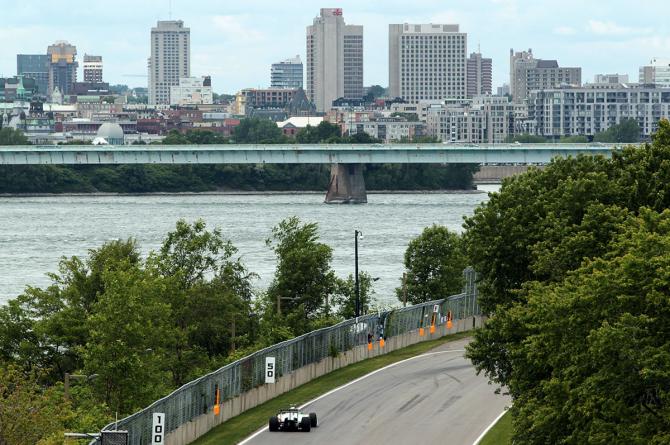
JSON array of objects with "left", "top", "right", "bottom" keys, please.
[
  {"left": 471, "top": 407, "right": 509, "bottom": 445},
  {"left": 237, "top": 349, "right": 466, "bottom": 445}
]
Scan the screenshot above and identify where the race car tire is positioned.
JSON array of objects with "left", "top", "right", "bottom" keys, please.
[
  {"left": 309, "top": 412, "right": 318, "bottom": 427},
  {"left": 269, "top": 416, "right": 280, "bottom": 432},
  {"left": 300, "top": 417, "right": 311, "bottom": 432}
]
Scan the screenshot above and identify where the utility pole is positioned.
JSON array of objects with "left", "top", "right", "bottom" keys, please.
[{"left": 355, "top": 230, "right": 360, "bottom": 317}]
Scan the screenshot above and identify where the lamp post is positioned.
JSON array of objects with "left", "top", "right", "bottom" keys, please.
[{"left": 355, "top": 230, "right": 362, "bottom": 317}]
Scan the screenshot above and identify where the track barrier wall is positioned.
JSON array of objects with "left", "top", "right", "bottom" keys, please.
[{"left": 93, "top": 268, "right": 481, "bottom": 445}]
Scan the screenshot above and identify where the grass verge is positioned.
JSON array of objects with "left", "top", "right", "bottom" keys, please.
[
  {"left": 479, "top": 410, "right": 512, "bottom": 445},
  {"left": 193, "top": 331, "right": 472, "bottom": 445}
]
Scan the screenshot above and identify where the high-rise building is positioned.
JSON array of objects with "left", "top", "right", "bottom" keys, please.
[
  {"left": 148, "top": 20, "right": 191, "bottom": 105},
  {"left": 639, "top": 58, "right": 670, "bottom": 87},
  {"left": 510, "top": 48, "right": 581, "bottom": 103},
  {"left": 306, "top": 8, "right": 364, "bottom": 112},
  {"left": 271, "top": 56, "right": 304, "bottom": 89},
  {"left": 83, "top": 55, "right": 103, "bottom": 83},
  {"left": 467, "top": 52, "right": 492, "bottom": 98},
  {"left": 389, "top": 24, "right": 467, "bottom": 103},
  {"left": 17, "top": 54, "right": 49, "bottom": 97},
  {"left": 47, "top": 41, "right": 78, "bottom": 97}
]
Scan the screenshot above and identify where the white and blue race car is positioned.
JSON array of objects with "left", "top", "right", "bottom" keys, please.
[{"left": 269, "top": 406, "right": 318, "bottom": 432}]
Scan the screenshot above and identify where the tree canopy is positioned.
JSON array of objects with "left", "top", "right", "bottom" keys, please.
[
  {"left": 265, "top": 217, "right": 338, "bottom": 335},
  {"left": 0, "top": 127, "right": 29, "bottom": 145},
  {"left": 464, "top": 118, "right": 670, "bottom": 443},
  {"left": 594, "top": 118, "right": 641, "bottom": 143},
  {"left": 396, "top": 225, "right": 466, "bottom": 304}
]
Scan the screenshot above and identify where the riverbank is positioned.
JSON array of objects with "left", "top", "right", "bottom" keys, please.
[{"left": 0, "top": 189, "right": 485, "bottom": 198}]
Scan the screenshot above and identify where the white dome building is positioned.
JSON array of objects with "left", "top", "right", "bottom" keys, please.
[{"left": 95, "top": 122, "right": 125, "bottom": 145}]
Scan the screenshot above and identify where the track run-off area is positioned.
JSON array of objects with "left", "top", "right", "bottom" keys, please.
[{"left": 240, "top": 338, "right": 510, "bottom": 445}]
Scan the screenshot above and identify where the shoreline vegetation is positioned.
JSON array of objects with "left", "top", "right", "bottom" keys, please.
[
  {"left": 0, "top": 189, "right": 486, "bottom": 198},
  {"left": 0, "top": 163, "right": 478, "bottom": 194}
]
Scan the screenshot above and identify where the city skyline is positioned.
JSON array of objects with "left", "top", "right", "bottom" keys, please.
[{"left": 2, "top": 0, "right": 669, "bottom": 92}]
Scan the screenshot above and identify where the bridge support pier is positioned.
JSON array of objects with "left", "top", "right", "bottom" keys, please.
[{"left": 325, "top": 163, "right": 367, "bottom": 204}]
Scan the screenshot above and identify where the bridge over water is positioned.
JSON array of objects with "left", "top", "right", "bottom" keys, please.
[{"left": 0, "top": 144, "right": 618, "bottom": 203}]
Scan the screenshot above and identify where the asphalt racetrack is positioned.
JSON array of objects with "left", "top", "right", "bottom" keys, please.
[{"left": 241, "top": 338, "right": 510, "bottom": 445}]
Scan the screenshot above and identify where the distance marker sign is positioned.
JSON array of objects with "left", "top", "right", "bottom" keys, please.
[
  {"left": 152, "top": 412, "right": 165, "bottom": 444},
  {"left": 265, "top": 357, "right": 276, "bottom": 384}
]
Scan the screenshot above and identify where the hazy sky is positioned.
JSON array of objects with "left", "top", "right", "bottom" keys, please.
[{"left": 2, "top": 0, "right": 669, "bottom": 92}]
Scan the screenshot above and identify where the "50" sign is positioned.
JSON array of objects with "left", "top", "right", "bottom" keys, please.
[{"left": 265, "top": 357, "right": 276, "bottom": 384}]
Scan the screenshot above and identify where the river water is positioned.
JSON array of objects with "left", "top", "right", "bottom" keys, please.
[{"left": 0, "top": 191, "right": 493, "bottom": 306}]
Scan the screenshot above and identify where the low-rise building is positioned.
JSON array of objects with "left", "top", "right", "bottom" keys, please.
[
  {"left": 170, "top": 76, "right": 213, "bottom": 106},
  {"left": 277, "top": 116, "right": 325, "bottom": 137},
  {"left": 235, "top": 88, "right": 299, "bottom": 115},
  {"left": 426, "top": 96, "right": 515, "bottom": 143},
  {"left": 344, "top": 118, "right": 425, "bottom": 142},
  {"left": 528, "top": 84, "right": 670, "bottom": 139},
  {"left": 0, "top": 76, "right": 39, "bottom": 102}
]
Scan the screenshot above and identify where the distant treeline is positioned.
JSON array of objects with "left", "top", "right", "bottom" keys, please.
[{"left": 0, "top": 163, "right": 476, "bottom": 194}]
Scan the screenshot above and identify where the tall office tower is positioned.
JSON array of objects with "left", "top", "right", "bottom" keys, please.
[
  {"left": 639, "top": 58, "right": 670, "bottom": 87},
  {"left": 271, "top": 56, "right": 304, "bottom": 89},
  {"left": 148, "top": 20, "right": 190, "bottom": 105},
  {"left": 466, "top": 52, "right": 492, "bottom": 98},
  {"left": 17, "top": 54, "right": 49, "bottom": 97},
  {"left": 83, "top": 55, "right": 103, "bottom": 83},
  {"left": 47, "top": 41, "right": 78, "bottom": 97},
  {"left": 509, "top": 48, "right": 581, "bottom": 103},
  {"left": 389, "top": 24, "right": 467, "bottom": 103},
  {"left": 306, "top": 8, "right": 364, "bottom": 112}
]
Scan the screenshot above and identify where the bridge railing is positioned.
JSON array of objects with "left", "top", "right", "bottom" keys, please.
[{"left": 92, "top": 268, "right": 480, "bottom": 445}]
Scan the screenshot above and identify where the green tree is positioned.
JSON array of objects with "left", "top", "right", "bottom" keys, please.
[
  {"left": 83, "top": 264, "right": 173, "bottom": 414},
  {"left": 464, "top": 120, "right": 670, "bottom": 444},
  {"left": 396, "top": 225, "right": 466, "bottom": 304},
  {"left": 363, "top": 85, "right": 386, "bottom": 102},
  {"left": 162, "top": 130, "right": 190, "bottom": 145},
  {"left": 266, "top": 217, "right": 337, "bottom": 335},
  {"left": 295, "top": 121, "right": 342, "bottom": 143},
  {"left": 594, "top": 118, "right": 641, "bottom": 143},
  {"left": 0, "top": 127, "right": 29, "bottom": 145},
  {"left": 467, "top": 209, "right": 670, "bottom": 444},
  {"left": 3, "top": 240, "right": 142, "bottom": 381},
  {"left": 232, "top": 117, "right": 285, "bottom": 144},
  {"left": 149, "top": 219, "right": 253, "bottom": 385},
  {"left": 463, "top": 155, "right": 622, "bottom": 312},
  {"left": 332, "top": 272, "right": 376, "bottom": 319},
  {"left": 0, "top": 365, "right": 71, "bottom": 445}
]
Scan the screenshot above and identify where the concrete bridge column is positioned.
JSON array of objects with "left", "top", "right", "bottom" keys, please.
[{"left": 325, "top": 163, "right": 367, "bottom": 204}]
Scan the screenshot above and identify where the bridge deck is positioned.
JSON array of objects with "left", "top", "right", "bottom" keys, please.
[{"left": 0, "top": 144, "right": 618, "bottom": 165}]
